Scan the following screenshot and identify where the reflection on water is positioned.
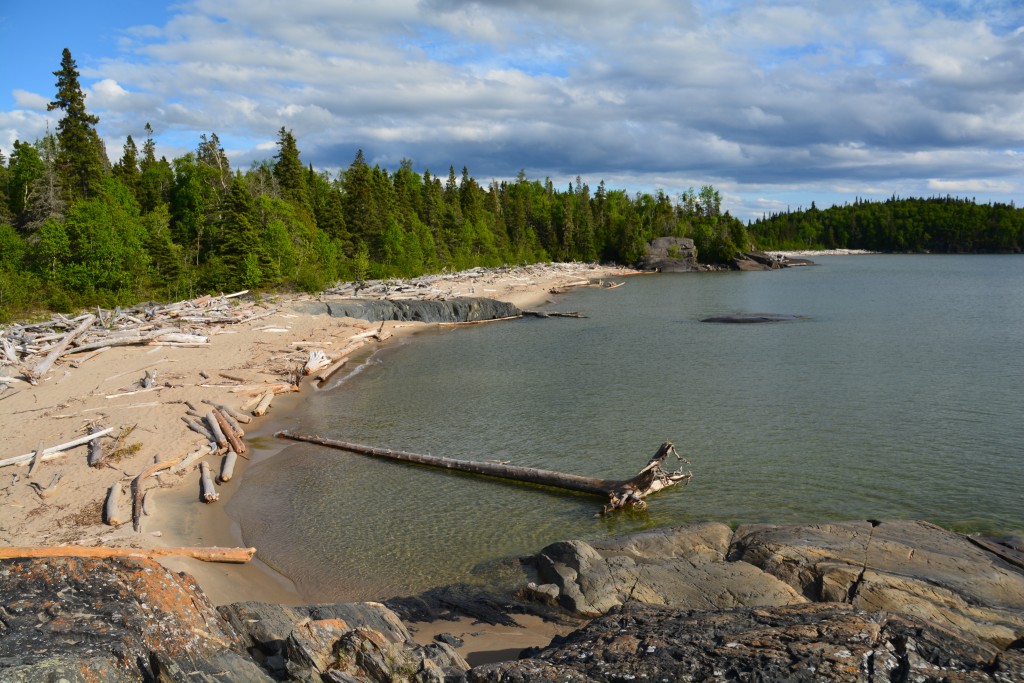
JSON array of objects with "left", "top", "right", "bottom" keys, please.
[{"left": 229, "top": 255, "right": 1024, "bottom": 602}]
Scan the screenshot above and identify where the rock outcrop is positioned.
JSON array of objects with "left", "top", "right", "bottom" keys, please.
[
  {"left": 638, "top": 236, "right": 698, "bottom": 272},
  {"left": 4, "top": 520, "right": 1023, "bottom": 681},
  {"left": 296, "top": 297, "right": 522, "bottom": 324},
  {"left": 523, "top": 520, "right": 1024, "bottom": 651},
  {"left": 474, "top": 601, "right": 1024, "bottom": 682},
  {"left": 0, "top": 556, "right": 469, "bottom": 682},
  {"left": 0, "top": 556, "right": 271, "bottom": 682}
]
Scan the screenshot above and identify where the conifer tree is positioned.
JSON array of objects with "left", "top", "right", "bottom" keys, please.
[
  {"left": 48, "top": 48, "right": 106, "bottom": 200},
  {"left": 272, "top": 127, "right": 309, "bottom": 210},
  {"left": 113, "top": 135, "right": 140, "bottom": 197},
  {"left": 138, "top": 124, "right": 174, "bottom": 213}
]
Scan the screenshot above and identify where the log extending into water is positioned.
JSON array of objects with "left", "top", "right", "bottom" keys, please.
[
  {"left": 0, "top": 545, "right": 256, "bottom": 563},
  {"left": 276, "top": 432, "right": 692, "bottom": 512}
]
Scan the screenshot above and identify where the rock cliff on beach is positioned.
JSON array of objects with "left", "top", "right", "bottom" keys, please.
[
  {"left": 296, "top": 296, "right": 522, "bottom": 324},
  {"left": 3, "top": 519, "right": 1022, "bottom": 681}
]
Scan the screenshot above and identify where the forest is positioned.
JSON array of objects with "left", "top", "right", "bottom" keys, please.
[
  {"left": 1, "top": 49, "right": 1022, "bottom": 322},
  {"left": 0, "top": 49, "right": 753, "bottom": 322},
  {"left": 746, "top": 196, "right": 1024, "bottom": 253}
]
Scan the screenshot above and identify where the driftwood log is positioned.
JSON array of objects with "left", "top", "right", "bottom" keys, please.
[
  {"left": 0, "top": 427, "right": 114, "bottom": 469},
  {"left": 219, "top": 449, "right": 237, "bottom": 483},
  {"left": 212, "top": 409, "right": 246, "bottom": 455},
  {"left": 0, "top": 545, "right": 256, "bottom": 563},
  {"left": 105, "top": 482, "right": 127, "bottom": 526},
  {"left": 205, "top": 411, "right": 228, "bottom": 450},
  {"left": 199, "top": 462, "right": 219, "bottom": 502},
  {"left": 252, "top": 390, "right": 274, "bottom": 417},
  {"left": 131, "top": 453, "right": 187, "bottom": 532},
  {"left": 277, "top": 433, "right": 691, "bottom": 513}
]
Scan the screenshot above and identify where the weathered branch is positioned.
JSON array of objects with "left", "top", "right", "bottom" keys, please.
[
  {"left": 0, "top": 545, "right": 256, "bottom": 563},
  {"left": 0, "top": 427, "right": 114, "bottom": 469},
  {"left": 26, "top": 314, "right": 96, "bottom": 383}
]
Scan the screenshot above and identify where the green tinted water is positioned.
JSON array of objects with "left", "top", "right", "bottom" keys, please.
[{"left": 230, "top": 255, "right": 1024, "bottom": 601}]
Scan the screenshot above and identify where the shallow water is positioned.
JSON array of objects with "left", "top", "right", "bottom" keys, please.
[{"left": 230, "top": 255, "right": 1024, "bottom": 601}]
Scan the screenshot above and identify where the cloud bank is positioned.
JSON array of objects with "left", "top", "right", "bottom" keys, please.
[{"left": 3, "top": 0, "right": 1023, "bottom": 220}]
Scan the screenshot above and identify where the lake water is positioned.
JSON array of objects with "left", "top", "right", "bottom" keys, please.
[{"left": 230, "top": 255, "right": 1024, "bottom": 602}]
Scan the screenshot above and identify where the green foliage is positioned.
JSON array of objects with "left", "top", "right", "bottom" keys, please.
[
  {"left": 48, "top": 48, "right": 106, "bottom": 201},
  {"left": 748, "top": 196, "right": 1024, "bottom": 254},
  {"left": 27, "top": 49, "right": 1023, "bottom": 321}
]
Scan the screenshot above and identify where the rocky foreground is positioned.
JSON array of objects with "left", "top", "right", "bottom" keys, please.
[{"left": 2, "top": 519, "right": 1023, "bottom": 681}]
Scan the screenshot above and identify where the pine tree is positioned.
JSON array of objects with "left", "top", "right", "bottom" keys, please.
[
  {"left": 48, "top": 48, "right": 106, "bottom": 200},
  {"left": 217, "top": 176, "right": 266, "bottom": 290},
  {"left": 113, "top": 135, "right": 140, "bottom": 198},
  {"left": 272, "top": 127, "right": 309, "bottom": 210},
  {"left": 138, "top": 124, "right": 174, "bottom": 213}
]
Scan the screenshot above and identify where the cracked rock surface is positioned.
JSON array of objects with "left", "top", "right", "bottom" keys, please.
[{"left": 526, "top": 520, "right": 1024, "bottom": 650}]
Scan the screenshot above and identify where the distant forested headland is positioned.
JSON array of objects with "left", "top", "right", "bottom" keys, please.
[
  {"left": 1, "top": 49, "right": 1021, "bottom": 321},
  {"left": 747, "top": 196, "right": 1024, "bottom": 253}
]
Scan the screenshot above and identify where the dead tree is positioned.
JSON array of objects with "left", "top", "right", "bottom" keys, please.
[{"left": 277, "top": 432, "right": 691, "bottom": 513}]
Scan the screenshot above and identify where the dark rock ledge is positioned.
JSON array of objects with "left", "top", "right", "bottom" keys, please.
[{"left": 2, "top": 519, "right": 1023, "bottom": 681}]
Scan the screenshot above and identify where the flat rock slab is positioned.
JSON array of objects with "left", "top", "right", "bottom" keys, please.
[
  {"left": 473, "top": 601, "right": 1024, "bottom": 682},
  {"left": 524, "top": 520, "right": 1024, "bottom": 649},
  {"left": 701, "top": 312, "right": 806, "bottom": 323}
]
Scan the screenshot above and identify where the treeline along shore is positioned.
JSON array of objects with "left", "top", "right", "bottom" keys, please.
[{"left": 3, "top": 48, "right": 1023, "bottom": 326}]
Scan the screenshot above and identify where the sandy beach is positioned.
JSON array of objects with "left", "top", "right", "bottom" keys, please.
[{"left": 0, "top": 262, "right": 635, "bottom": 659}]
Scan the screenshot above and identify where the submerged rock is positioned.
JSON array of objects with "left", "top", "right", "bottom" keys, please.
[{"left": 701, "top": 312, "right": 805, "bottom": 323}]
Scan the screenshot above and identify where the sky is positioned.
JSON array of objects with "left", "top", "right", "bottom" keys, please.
[{"left": 2, "top": 0, "right": 1023, "bottom": 222}]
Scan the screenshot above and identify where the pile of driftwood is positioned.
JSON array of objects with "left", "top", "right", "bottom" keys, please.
[
  {"left": 0, "top": 290, "right": 276, "bottom": 389},
  {"left": 320, "top": 262, "right": 618, "bottom": 300}
]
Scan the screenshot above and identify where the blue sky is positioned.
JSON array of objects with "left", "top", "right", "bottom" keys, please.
[{"left": 2, "top": 0, "right": 1024, "bottom": 221}]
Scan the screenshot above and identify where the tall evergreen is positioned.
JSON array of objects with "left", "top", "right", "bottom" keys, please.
[
  {"left": 48, "top": 48, "right": 106, "bottom": 200},
  {"left": 113, "top": 135, "right": 140, "bottom": 197},
  {"left": 273, "top": 127, "right": 309, "bottom": 210}
]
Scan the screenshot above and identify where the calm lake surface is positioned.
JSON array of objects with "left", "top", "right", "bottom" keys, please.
[{"left": 231, "top": 255, "right": 1024, "bottom": 602}]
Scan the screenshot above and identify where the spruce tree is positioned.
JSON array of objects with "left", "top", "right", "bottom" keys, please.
[
  {"left": 113, "top": 135, "right": 140, "bottom": 198},
  {"left": 272, "top": 127, "right": 309, "bottom": 210},
  {"left": 48, "top": 48, "right": 106, "bottom": 200}
]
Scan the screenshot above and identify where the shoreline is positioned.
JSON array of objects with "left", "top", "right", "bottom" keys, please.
[{"left": 0, "top": 262, "right": 638, "bottom": 656}]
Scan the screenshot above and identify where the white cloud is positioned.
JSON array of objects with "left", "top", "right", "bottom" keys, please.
[
  {"left": 11, "top": 90, "right": 49, "bottom": 111},
  {"left": 4, "top": 0, "right": 1024, "bottom": 217}
]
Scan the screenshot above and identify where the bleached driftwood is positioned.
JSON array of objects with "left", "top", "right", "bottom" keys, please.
[
  {"left": 252, "top": 390, "right": 274, "bottom": 417},
  {"left": 199, "top": 462, "right": 218, "bottom": 502},
  {"left": 219, "top": 449, "right": 238, "bottom": 483},
  {"left": 212, "top": 409, "right": 246, "bottom": 455},
  {"left": 131, "top": 453, "right": 187, "bottom": 532},
  {"left": 205, "top": 411, "right": 228, "bottom": 450},
  {"left": 26, "top": 314, "right": 96, "bottom": 383},
  {"left": 182, "top": 416, "right": 215, "bottom": 442},
  {"left": 303, "top": 349, "right": 331, "bottom": 375},
  {"left": 0, "top": 545, "right": 256, "bottom": 563},
  {"left": 87, "top": 425, "right": 107, "bottom": 467},
  {"left": 201, "top": 398, "right": 252, "bottom": 424},
  {"left": 0, "top": 427, "right": 114, "bottom": 469},
  {"left": 277, "top": 433, "right": 692, "bottom": 514},
  {"left": 169, "top": 443, "right": 214, "bottom": 474},
  {"left": 105, "top": 482, "right": 127, "bottom": 526},
  {"left": 29, "top": 470, "right": 63, "bottom": 499}
]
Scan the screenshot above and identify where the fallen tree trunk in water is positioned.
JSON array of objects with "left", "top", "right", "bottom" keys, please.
[{"left": 276, "top": 432, "right": 691, "bottom": 513}]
